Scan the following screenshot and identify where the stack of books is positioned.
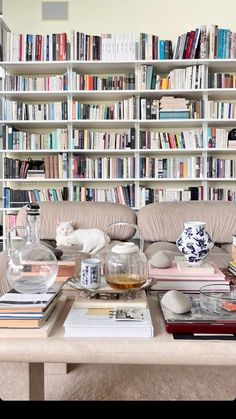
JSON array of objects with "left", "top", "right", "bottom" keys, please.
[
  {"left": 0, "top": 282, "right": 64, "bottom": 335},
  {"left": 159, "top": 97, "right": 190, "bottom": 120},
  {"left": 228, "top": 260, "right": 236, "bottom": 280},
  {"left": 64, "top": 289, "right": 154, "bottom": 337},
  {"left": 149, "top": 256, "right": 230, "bottom": 292}
]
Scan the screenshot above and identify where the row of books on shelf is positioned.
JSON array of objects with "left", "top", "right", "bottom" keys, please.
[
  {"left": 207, "top": 157, "right": 236, "bottom": 178},
  {"left": 3, "top": 185, "right": 236, "bottom": 209},
  {"left": 73, "top": 73, "right": 135, "bottom": 91},
  {"left": 5, "top": 127, "right": 69, "bottom": 151},
  {"left": 4, "top": 73, "right": 69, "bottom": 91},
  {"left": 72, "top": 128, "right": 136, "bottom": 150},
  {"left": 140, "top": 128, "right": 203, "bottom": 150},
  {"left": 139, "top": 187, "right": 236, "bottom": 205},
  {"left": 4, "top": 127, "right": 236, "bottom": 151},
  {"left": 4, "top": 101, "right": 68, "bottom": 121},
  {"left": 3, "top": 72, "right": 134, "bottom": 92},
  {"left": 139, "top": 156, "right": 202, "bottom": 179},
  {"left": 207, "top": 101, "right": 236, "bottom": 119},
  {"left": 4, "top": 187, "right": 69, "bottom": 208},
  {"left": 5, "top": 98, "right": 236, "bottom": 121},
  {"left": 140, "top": 64, "right": 205, "bottom": 90},
  {"left": 8, "top": 155, "right": 236, "bottom": 180},
  {"left": 2, "top": 23, "right": 236, "bottom": 61},
  {"left": 72, "top": 156, "right": 135, "bottom": 179},
  {"left": 72, "top": 98, "right": 136, "bottom": 120},
  {"left": 4, "top": 154, "right": 69, "bottom": 179},
  {"left": 4, "top": 67, "right": 236, "bottom": 92}
]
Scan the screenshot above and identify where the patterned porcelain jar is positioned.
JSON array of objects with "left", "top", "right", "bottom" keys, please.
[{"left": 176, "top": 221, "right": 214, "bottom": 266}]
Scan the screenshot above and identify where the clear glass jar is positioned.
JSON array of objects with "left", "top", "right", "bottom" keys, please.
[
  {"left": 104, "top": 222, "right": 149, "bottom": 292},
  {"left": 6, "top": 203, "right": 58, "bottom": 293}
]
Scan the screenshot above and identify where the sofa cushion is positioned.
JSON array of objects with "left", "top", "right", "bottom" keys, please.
[
  {"left": 138, "top": 201, "right": 236, "bottom": 244},
  {"left": 16, "top": 202, "right": 136, "bottom": 241}
]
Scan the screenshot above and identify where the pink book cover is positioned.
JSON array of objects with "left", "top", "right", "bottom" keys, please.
[{"left": 148, "top": 261, "right": 225, "bottom": 281}]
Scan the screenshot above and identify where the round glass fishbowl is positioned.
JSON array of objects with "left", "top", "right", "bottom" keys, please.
[{"left": 6, "top": 203, "right": 58, "bottom": 293}]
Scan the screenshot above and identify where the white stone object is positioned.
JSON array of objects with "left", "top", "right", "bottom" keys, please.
[
  {"left": 161, "top": 290, "right": 192, "bottom": 314},
  {"left": 151, "top": 251, "right": 172, "bottom": 268}
]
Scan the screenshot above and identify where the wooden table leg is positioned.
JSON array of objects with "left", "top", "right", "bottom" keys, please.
[{"left": 0, "top": 362, "right": 44, "bottom": 400}]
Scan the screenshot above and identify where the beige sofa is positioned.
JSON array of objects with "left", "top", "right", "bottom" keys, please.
[
  {"left": 138, "top": 201, "right": 236, "bottom": 268},
  {"left": 16, "top": 201, "right": 136, "bottom": 258},
  {"left": 14, "top": 200, "right": 236, "bottom": 268},
  {"left": 1, "top": 200, "right": 235, "bottom": 295}
]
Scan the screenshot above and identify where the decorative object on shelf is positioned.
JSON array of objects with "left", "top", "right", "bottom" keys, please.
[
  {"left": 150, "top": 251, "right": 172, "bottom": 268},
  {"left": 104, "top": 222, "right": 150, "bottom": 296},
  {"left": 6, "top": 203, "right": 58, "bottom": 293},
  {"left": 176, "top": 221, "right": 214, "bottom": 266}
]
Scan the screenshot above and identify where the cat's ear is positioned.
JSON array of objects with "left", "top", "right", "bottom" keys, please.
[{"left": 56, "top": 220, "right": 60, "bottom": 226}]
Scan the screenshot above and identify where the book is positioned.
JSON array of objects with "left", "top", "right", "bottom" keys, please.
[
  {"left": 56, "top": 259, "right": 77, "bottom": 281},
  {"left": 175, "top": 256, "right": 215, "bottom": 275},
  {"left": 0, "top": 301, "right": 56, "bottom": 328},
  {"left": 173, "top": 333, "right": 236, "bottom": 340},
  {"left": 0, "top": 295, "right": 66, "bottom": 337},
  {"left": 0, "top": 282, "right": 64, "bottom": 311},
  {"left": 148, "top": 261, "right": 226, "bottom": 281},
  {"left": 64, "top": 302, "right": 154, "bottom": 337},
  {"left": 73, "top": 289, "right": 148, "bottom": 309},
  {"left": 151, "top": 280, "right": 230, "bottom": 293},
  {"left": 159, "top": 292, "right": 236, "bottom": 334},
  {"left": 0, "top": 292, "right": 61, "bottom": 318}
]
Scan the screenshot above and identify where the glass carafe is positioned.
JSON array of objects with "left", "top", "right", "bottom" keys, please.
[
  {"left": 6, "top": 203, "right": 58, "bottom": 293},
  {"left": 104, "top": 222, "right": 150, "bottom": 293}
]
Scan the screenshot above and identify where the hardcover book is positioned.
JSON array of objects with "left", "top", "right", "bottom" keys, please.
[
  {"left": 175, "top": 256, "right": 215, "bottom": 275},
  {"left": 73, "top": 289, "right": 148, "bottom": 309},
  {"left": 148, "top": 260, "right": 225, "bottom": 280},
  {"left": 159, "top": 292, "right": 236, "bottom": 334},
  {"left": 64, "top": 301, "right": 154, "bottom": 337},
  {"left": 0, "top": 296, "right": 66, "bottom": 337}
]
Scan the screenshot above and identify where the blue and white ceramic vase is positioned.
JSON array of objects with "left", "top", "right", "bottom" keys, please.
[{"left": 176, "top": 221, "right": 214, "bottom": 266}]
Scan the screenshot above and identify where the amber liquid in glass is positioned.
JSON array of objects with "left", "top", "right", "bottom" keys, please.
[{"left": 106, "top": 274, "right": 146, "bottom": 290}]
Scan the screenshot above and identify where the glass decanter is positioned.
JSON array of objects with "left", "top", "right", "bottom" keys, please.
[{"left": 6, "top": 203, "right": 58, "bottom": 293}]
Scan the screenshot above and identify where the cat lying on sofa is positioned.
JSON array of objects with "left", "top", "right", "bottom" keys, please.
[{"left": 56, "top": 221, "right": 110, "bottom": 254}]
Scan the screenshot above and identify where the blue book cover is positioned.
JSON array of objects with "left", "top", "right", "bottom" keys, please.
[{"left": 159, "top": 40, "right": 165, "bottom": 59}]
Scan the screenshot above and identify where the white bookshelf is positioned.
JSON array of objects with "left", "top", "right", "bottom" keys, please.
[{"left": 1, "top": 58, "right": 236, "bottom": 241}]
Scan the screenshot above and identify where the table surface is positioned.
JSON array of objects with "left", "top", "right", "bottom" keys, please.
[{"left": 0, "top": 290, "right": 235, "bottom": 367}]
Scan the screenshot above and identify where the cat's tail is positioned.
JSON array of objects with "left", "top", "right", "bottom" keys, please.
[{"left": 90, "top": 241, "right": 106, "bottom": 255}]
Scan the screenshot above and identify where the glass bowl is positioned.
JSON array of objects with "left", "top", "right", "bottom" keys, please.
[{"left": 199, "top": 284, "right": 236, "bottom": 316}]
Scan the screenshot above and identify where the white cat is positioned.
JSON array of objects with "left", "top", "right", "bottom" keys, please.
[{"left": 56, "top": 221, "right": 110, "bottom": 254}]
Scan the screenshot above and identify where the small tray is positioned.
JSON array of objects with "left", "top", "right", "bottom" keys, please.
[{"left": 67, "top": 276, "right": 124, "bottom": 294}]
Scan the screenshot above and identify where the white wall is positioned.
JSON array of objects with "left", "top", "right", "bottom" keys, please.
[{"left": 3, "top": 0, "right": 236, "bottom": 46}]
